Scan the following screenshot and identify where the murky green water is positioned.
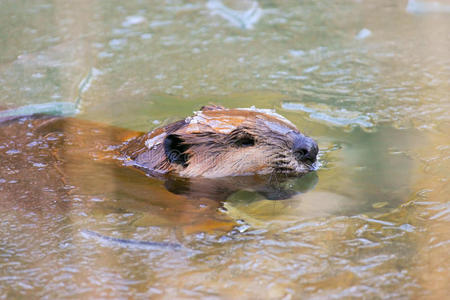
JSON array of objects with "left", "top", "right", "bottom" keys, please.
[{"left": 1, "top": 0, "right": 449, "bottom": 299}]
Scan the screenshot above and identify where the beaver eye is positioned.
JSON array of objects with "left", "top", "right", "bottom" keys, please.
[
  {"left": 164, "top": 134, "right": 190, "bottom": 167},
  {"left": 235, "top": 134, "right": 255, "bottom": 147}
]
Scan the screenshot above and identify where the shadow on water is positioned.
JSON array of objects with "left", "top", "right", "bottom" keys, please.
[{"left": 164, "top": 171, "right": 318, "bottom": 201}]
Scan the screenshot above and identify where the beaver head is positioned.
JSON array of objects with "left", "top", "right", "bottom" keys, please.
[{"left": 120, "top": 105, "right": 318, "bottom": 178}]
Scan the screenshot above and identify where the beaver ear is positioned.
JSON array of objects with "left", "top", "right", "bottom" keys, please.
[
  {"left": 164, "top": 134, "right": 190, "bottom": 167},
  {"left": 200, "top": 104, "right": 225, "bottom": 111}
]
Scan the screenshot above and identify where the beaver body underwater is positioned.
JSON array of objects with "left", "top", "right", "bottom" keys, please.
[
  {"left": 121, "top": 105, "right": 319, "bottom": 178},
  {"left": 0, "top": 105, "right": 319, "bottom": 235}
]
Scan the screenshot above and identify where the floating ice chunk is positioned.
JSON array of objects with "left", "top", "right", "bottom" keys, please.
[
  {"left": 283, "top": 103, "right": 315, "bottom": 113},
  {"left": 122, "top": 15, "right": 146, "bottom": 27},
  {"left": 303, "top": 65, "right": 320, "bottom": 73},
  {"left": 78, "top": 68, "right": 102, "bottom": 95},
  {"left": 32, "top": 72, "right": 44, "bottom": 79},
  {"left": 289, "top": 49, "right": 306, "bottom": 57},
  {"left": 406, "top": 0, "right": 450, "bottom": 13},
  {"left": 282, "top": 102, "right": 374, "bottom": 129},
  {"left": 140, "top": 33, "right": 153, "bottom": 40},
  {"left": 75, "top": 67, "right": 102, "bottom": 109},
  {"left": 0, "top": 102, "right": 79, "bottom": 121},
  {"left": 109, "top": 38, "right": 127, "bottom": 49},
  {"left": 207, "top": 0, "right": 263, "bottom": 30},
  {"left": 149, "top": 20, "right": 172, "bottom": 28},
  {"left": 98, "top": 51, "right": 114, "bottom": 58},
  {"left": 355, "top": 28, "right": 372, "bottom": 40}
]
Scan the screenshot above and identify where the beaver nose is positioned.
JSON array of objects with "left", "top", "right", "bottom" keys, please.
[{"left": 293, "top": 135, "right": 319, "bottom": 163}]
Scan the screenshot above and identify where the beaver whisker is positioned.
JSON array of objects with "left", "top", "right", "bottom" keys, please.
[
  {"left": 274, "top": 167, "right": 295, "bottom": 173},
  {"left": 274, "top": 163, "right": 292, "bottom": 169},
  {"left": 276, "top": 157, "right": 291, "bottom": 162},
  {"left": 274, "top": 158, "right": 292, "bottom": 164}
]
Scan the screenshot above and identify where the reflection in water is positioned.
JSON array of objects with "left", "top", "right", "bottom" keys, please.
[
  {"left": 0, "top": 0, "right": 449, "bottom": 298},
  {"left": 82, "top": 173, "right": 318, "bottom": 249},
  {"left": 165, "top": 172, "right": 318, "bottom": 201}
]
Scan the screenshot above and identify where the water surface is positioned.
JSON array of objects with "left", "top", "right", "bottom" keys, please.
[{"left": 0, "top": 0, "right": 449, "bottom": 298}]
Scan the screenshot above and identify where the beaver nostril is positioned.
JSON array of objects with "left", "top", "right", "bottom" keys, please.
[
  {"left": 293, "top": 136, "right": 318, "bottom": 163},
  {"left": 294, "top": 148, "right": 308, "bottom": 159}
]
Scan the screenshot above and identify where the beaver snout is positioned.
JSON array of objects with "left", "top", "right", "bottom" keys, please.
[{"left": 293, "top": 135, "right": 319, "bottom": 164}]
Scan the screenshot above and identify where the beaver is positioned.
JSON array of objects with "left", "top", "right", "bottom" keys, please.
[
  {"left": 0, "top": 104, "right": 319, "bottom": 244},
  {"left": 0, "top": 105, "right": 318, "bottom": 199},
  {"left": 120, "top": 105, "right": 319, "bottom": 178},
  {"left": 0, "top": 104, "right": 318, "bottom": 208}
]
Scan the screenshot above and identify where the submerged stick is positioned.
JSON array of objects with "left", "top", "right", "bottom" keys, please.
[{"left": 80, "top": 229, "right": 182, "bottom": 250}]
